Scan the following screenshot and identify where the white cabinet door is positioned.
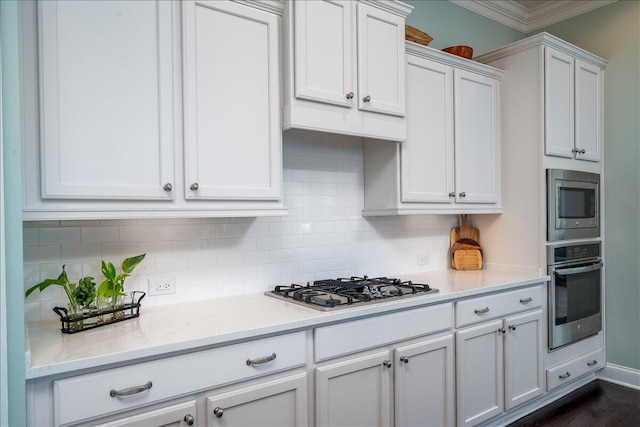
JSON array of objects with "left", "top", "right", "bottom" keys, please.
[
  {"left": 38, "top": 0, "right": 175, "bottom": 200},
  {"left": 356, "top": 2, "right": 405, "bottom": 116},
  {"left": 293, "top": 0, "right": 353, "bottom": 107},
  {"left": 94, "top": 401, "right": 197, "bottom": 427},
  {"left": 545, "top": 46, "right": 575, "bottom": 159},
  {"left": 456, "top": 320, "right": 504, "bottom": 427},
  {"left": 183, "top": 0, "right": 282, "bottom": 200},
  {"left": 575, "top": 59, "right": 602, "bottom": 162},
  {"left": 395, "top": 335, "right": 455, "bottom": 427},
  {"left": 454, "top": 69, "right": 499, "bottom": 204},
  {"left": 401, "top": 56, "right": 454, "bottom": 203},
  {"left": 316, "top": 351, "right": 392, "bottom": 427},
  {"left": 206, "top": 373, "right": 307, "bottom": 427},
  {"left": 503, "top": 310, "right": 544, "bottom": 410}
]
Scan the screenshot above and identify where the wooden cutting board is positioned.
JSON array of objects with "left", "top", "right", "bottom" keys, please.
[{"left": 449, "top": 214, "right": 480, "bottom": 247}]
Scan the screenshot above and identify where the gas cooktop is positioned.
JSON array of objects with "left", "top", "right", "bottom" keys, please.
[{"left": 266, "top": 275, "right": 438, "bottom": 311}]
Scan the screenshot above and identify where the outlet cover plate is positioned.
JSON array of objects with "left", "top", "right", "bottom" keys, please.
[{"left": 148, "top": 277, "right": 176, "bottom": 296}]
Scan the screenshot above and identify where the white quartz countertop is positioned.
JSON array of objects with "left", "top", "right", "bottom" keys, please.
[{"left": 25, "top": 266, "right": 548, "bottom": 380}]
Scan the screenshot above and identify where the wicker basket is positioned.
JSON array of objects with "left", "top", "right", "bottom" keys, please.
[{"left": 405, "top": 25, "right": 433, "bottom": 46}]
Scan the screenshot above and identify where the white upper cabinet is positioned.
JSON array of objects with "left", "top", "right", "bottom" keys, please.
[
  {"left": 454, "top": 69, "right": 500, "bottom": 204},
  {"left": 293, "top": 0, "right": 353, "bottom": 108},
  {"left": 356, "top": 2, "right": 406, "bottom": 116},
  {"left": 182, "top": 0, "right": 282, "bottom": 201},
  {"left": 574, "top": 59, "right": 603, "bottom": 162},
  {"left": 22, "top": 0, "right": 286, "bottom": 220},
  {"left": 38, "top": 0, "right": 175, "bottom": 200},
  {"left": 283, "top": 0, "right": 412, "bottom": 142},
  {"left": 363, "top": 43, "right": 503, "bottom": 216},
  {"left": 545, "top": 45, "right": 604, "bottom": 162}
]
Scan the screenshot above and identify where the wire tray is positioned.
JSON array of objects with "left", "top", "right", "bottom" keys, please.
[{"left": 53, "top": 291, "right": 146, "bottom": 334}]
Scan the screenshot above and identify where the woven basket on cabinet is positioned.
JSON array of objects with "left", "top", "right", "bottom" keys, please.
[{"left": 405, "top": 25, "right": 433, "bottom": 46}]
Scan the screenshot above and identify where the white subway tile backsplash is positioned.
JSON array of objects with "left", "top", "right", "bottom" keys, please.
[
  {"left": 39, "top": 227, "right": 81, "bottom": 245},
  {"left": 119, "top": 225, "right": 155, "bottom": 242},
  {"left": 23, "top": 131, "right": 456, "bottom": 322},
  {"left": 81, "top": 226, "right": 119, "bottom": 244},
  {"left": 23, "top": 245, "right": 60, "bottom": 264}
]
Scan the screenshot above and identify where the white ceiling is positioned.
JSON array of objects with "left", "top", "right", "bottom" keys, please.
[{"left": 449, "top": 0, "right": 617, "bottom": 33}]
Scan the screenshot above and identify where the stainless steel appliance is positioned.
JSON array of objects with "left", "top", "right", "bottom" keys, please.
[
  {"left": 547, "top": 169, "right": 600, "bottom": 241},
  {"left": 266, "top": 276, "right": 438, "bottom": 311},
  {"left": 548, "top": 241, "right": 602, "bottom": 350}
]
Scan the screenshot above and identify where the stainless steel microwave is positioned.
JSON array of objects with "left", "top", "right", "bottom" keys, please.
[{"left": 547, "top": 169, "right": 600, "bottom": 241}]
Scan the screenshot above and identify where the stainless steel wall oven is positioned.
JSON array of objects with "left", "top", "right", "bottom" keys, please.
[{"left": 547, "top": 241, "right": 603, "bottom": 350}]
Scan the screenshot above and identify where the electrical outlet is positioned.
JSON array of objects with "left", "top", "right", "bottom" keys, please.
[
  {"left": 148, "top": 277, "right": 176, "bottom": 296},
  {"left": 417, "top": 252, "right": 430, "bottom": 266}
]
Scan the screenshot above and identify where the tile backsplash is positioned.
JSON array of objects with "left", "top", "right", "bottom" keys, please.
[{"left": 23, "top": 130, "right": 457, "bottom": 322}]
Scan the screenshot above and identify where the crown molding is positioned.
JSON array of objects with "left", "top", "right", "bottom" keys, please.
[{"left": 449, "top": 0, "right": 617, "bottom": 33}]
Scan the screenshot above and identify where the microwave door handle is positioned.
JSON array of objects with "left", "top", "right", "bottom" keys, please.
[{"left": 554, "top": 261, "right": 603, "bottom": 276}]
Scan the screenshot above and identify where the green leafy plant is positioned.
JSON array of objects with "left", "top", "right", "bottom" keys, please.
[
  {"left": 72, "top": 276, "right": 97, "bottom": 308},
  {"left": 97, "top": 253, "right": 146, "bottom": 307},
  {"left": 25, "top": 265, "right": 79, "bottom": 313}
]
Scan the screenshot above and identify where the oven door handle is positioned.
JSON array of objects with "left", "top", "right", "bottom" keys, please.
[{"left": 554, "top": 261, "right": 603, "bottom": 276}]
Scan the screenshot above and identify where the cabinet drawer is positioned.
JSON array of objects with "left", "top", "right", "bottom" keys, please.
[
  {"left": 455, "top": 285, "right": 542, "bottom": 328},
  {"left": 546, "top": 348, "right": 603, "bottom": 391},
  {"left": 53, "top": 332, "right": 305, "bottom": 426},
  {"left": 314, "top": 303, "right": 452, "bottom": 362}
]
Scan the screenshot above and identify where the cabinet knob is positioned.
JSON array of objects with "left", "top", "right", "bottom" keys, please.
[
  {"left": 346, "top": 91, "right": 354, "bottom": 99},
  {"left": 190, "top": 183, "right": 199, "bottom": 191},
  {"left": 498, "top": 327, "right": 506, "bottom": 334},
  {"left": 509, "top": 324, "right": 517, "bottom": 331},
  {"left": 183, "top": 414, "right": 195, "bottom": 426},
  {"left": 383, "top": 360, "right": 392, "bottom": 368},
  {"left": 448, "top": 192, "right": 455, "bottom": 198},
  {"left": 163, "top": 183, "right": 173, "bottom": 192},
  {"left": 213, "top": 407, "right": 224, "bottom": 418},
  {"left": 459, "top": 192, "right": 466, "bottom": 198},
  {"left": 559, "top": 372, "right": 571, "bottom": 379},
  {"left": 572, "top": 148, "right": 580, "bottom": 154},
  {"left": 363, "top": 95, "right": 371, "bottom": 103},
  {"left": 580, "top": 148, "right": 586, "bottom": 154},
  {"left": 400, "top": 356, "right": 409, "bottom": 364}
]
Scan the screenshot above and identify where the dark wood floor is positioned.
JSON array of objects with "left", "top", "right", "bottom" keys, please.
[{"left": 508, "top": 380, "right": 640, "bottom": 426}]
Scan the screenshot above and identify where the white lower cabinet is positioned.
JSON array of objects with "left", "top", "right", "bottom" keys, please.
[
  {"left": 314, "top": 303, "right": 455, "bottom": 426},
  {"left": 206, "top": 373, "right": 307, "bottom": 426},
  {"left": 316, "top": 335, "right": 455, "bottom": 427},
  {"left": 456, "top": 309, "right": 544, "bottom": 426},
  {"left": 94, "top": 401, "right": 198, "bottom": 427}
]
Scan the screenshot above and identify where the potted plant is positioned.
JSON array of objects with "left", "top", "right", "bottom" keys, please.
[
  {"left": 25, "top": 265, "right": 89, "bottom": 331},
  {"left": 97, "top": 253, "right": 146, "bottom": 317},
  {"left": 25, "top": 253, "right": 146, "bottom": 332}
]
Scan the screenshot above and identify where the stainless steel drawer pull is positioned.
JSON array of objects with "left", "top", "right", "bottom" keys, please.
[
  {"left": 559, "top": 372, "right": 571, "bottom": 379},
  {"left": 109, "top": 381, "right": 152, "bottom": 397},
  {"left": 474, "top": 307, "right": 490, "bottom": 315},
  {"left": 520, "top": 297, "right": 533, "bottom": 304},
  {"left": 400, "top": 356, "right": 409, "bottom": 364},
  {"left": 246, "top": 352, "right": 276, "bottom": 366},
  {"left": 383, "top": 360, "right": 392, "bottom": 368},
  {"left": 213, "top": 407, "right": 224, "bottom": 418},
  {"left": 184, "top": 414, "right": 195, "bottom": 426},
  {"left": 587, "top": 360, "right": 598, "bottom": 367}
]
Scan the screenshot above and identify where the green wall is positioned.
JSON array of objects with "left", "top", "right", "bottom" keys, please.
[
  {"left": 405, "top": 0, "right": 525, "bottom": 55},
  {"left": 540, "top": 1, "right": 640, "bottom": 371}
]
